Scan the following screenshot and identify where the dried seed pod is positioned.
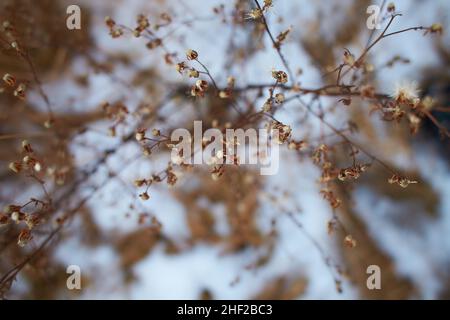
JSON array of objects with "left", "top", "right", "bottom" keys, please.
[
  {"left": 211, "top": 166, "right": 224, "bottom": 181},
  {"left": 227, "top": 76, "right": 235, "bottom": 88},
  {"left": 274, "top": 93, "right": 285, "bottom": 104},
  {"left": 270, "top": 121, "right": 292, "bottom": 144},
  {"left": 343, "top": 49, "right": 355, "bottom": 66},
  {"left": 388, "top": 174, "right": 418, "bottom": 188},
  {"left": 245, "top": 8, "right": 263, "bottom": 20},
  {"left": 139, "top": 192, "right": 150, "bottom": 200},
  {"left": 9, "top": 161, "right": 22, "bottom": 173},
  {"left": 105, "top": 16, "right": 116, "bottom": 28},
  {"left": 44, "top": 118, "right": 54, "bottom": 129},
  {"left": 387, "top": 3, "right": 396, "bottom": 12},
  {"left": 17, "top": 229, "right": 32, "bottom": 247},
  {"left": 136, "top": 14, "right": 150, "bottom": 30},
  {"left": 25, "top": 214, "right": 41, "bottom": 229},
  {"left": 186, "top": 49, "right": 198, "bottom": 60},
  {"left": 110, "top": 28, "right": 123, "bottom": 38},
  {"left": 11, "top": 41, "right": 19, "bottom": 51},
  {"left": 429, "top": 23, "right": 443, "bottom": 34},
  {"left": 142, "top": 146, "right": 152, "bottom": 156},
  {"left": 195, "top": 79, "right": 208, "bottom": 91},
  {"left": 13, "top": 83, "right": 26, "bottom": 100},
  {"left": 167, "top": 170, "right": 178, "bottom": 186},
  {"left": 188, "top": 69, "right": 199, "bottom": 78},
  {"left": 134, "top": 179, "right": 147, "bottom": 187},
  {"left": 0, "top": 213, "right": 9, "bottom": 226},
  {"left": 11, "top": 211, "right": 21, "bottom": 223},
  {"left": 2, "top": 73, "right": 16, "bottom": 87},
  {"left": 22, "top": 140, "right": 33, "bottom": 153},
  {"left": 146, "top": 38, "right": 162, "bottom": 49},
  {"left": 135, "top": 129, "right": 146, "bottom": 142},
  {"left": 271, "top": 70, "right": 288, "bottom": 84},
  {"left": 219, "top": 90, "right": 231, "bottom": 99},
  {"left": 263, "top": 0, "right": 273, "bottom": 10},
  {"left": 176, "top": 62, "right": 187, "bottom": 74}
]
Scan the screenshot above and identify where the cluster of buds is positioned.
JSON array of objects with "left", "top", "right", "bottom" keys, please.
[
  {"left": 388, "top": 174, "right": 418, "bottom": 188},
  {"left": 105, "top": 16, "right": 123, "bottom": 38},
  {"left": 271, "top": 70, "right": 288, "bottom": 84},
  {"left": 174, "top": 51, "right": 199, "bottom": 74},
  {"left": 383, "top": 94, "right": 434, "bottom": 132},
  {"left": 9, "top": 140, "right": 42, "bottom": 174},
  {"left": 133, "top": 14, "right": 150, "bottom": 37},
  {"left": 23, "top": 155, "right": 42, "bottom": 172},
  {"left": 320, "top": 189, "right": 341, "bottom": 209},
  {"left": 2, "top": 73, "right": 27, "bottom": 100},
  {"left": 175, "top": 52, "right": 201, "bottom": 79},
  {"left": 2, "top": 204, "right": 41, "bottom": 247},
  {"left": 191, "top": 79, "right": 209, "bottom": 97},
  {"left": 337, "top": 164, "right": 370, "bottom": 181},
  {"left": 268, "top": 121, "right": 292, "bottom": 144}
]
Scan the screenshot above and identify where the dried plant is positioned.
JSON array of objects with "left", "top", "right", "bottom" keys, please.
[{"left": 0, "top": 0, "right": 449, "bottom": 299}]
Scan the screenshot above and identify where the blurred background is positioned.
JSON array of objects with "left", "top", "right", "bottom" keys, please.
[{"left": 0, "top": 0, "right": 449, "bottom": 299}]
